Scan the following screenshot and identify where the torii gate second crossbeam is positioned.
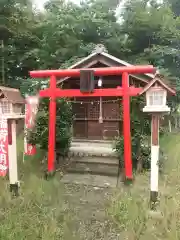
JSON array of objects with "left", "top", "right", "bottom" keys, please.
[{"left": 30, "top": 65, "right": 156, "bottom": 180}]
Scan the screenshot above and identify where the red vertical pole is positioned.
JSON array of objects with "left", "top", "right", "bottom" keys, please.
[
  {"left": 122, "top": 72, "right": 133, "bottom": 179},
  {"left": 8, "top": 120, "right": 12, "bottom": 145},
  {"left": 48, "top": 75, "right": 56, "bottom": 173}
]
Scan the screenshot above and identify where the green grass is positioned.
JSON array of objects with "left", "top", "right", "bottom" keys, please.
[
  {"left": 109, "top": 133, "right": 180, "bottom": 239},
  {"left": 0, "top": 134, "right": 180, "bottom": 239},
  {"left": 0, "top": 136, "right": 74, "bottom": 240}
]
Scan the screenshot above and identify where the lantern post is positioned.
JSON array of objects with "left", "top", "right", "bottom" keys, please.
[
  {"left": 8, "top": 115, "right": 24, "bottom": 196},
  {"left": 140, "top": 74, "right": 175, "bottom": 209},
  {"left": 0, "top": 87, "right": 25, "bottom": 197}
]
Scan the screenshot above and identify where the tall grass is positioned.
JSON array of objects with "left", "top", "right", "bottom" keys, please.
[
  {"left": 1, "top": 134, "right": 180, "bottom": 239},
  {"left": 109, "top": 133, "right": 180, "bottom": 239},
  {"left": 0, "top": 136, "right": 75, "bottom": 240}
]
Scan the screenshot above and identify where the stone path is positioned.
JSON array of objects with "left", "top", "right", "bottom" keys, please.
[{"left": 62, "top": 183, "right": 121, "bottom": 240}]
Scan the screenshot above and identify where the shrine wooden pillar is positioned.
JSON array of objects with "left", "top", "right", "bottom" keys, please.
[{"left": 122, "top": 72, "right": 133, "bottom": 180}]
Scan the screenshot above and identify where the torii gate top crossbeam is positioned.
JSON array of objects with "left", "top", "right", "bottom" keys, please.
[{"left": 30, "top": 65, "right": 155, "bottom": 78}]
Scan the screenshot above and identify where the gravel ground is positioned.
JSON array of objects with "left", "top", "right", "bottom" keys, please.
[{"left": 62, "top": 183, "right": 121, "bottom": 240}]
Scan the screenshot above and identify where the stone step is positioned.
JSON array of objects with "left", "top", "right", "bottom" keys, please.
[
  {"left": 69, "top": 149, "right": 117, "bottom": 158},
  {"left": 67, "top": 161, "right": 119, "bottom": 177},
  {"left": 61, "top": 173, "right": 118, "bottom": 188},
  {"left": 72, "top": 139, "right": 113, "bottom": 144},
  {"left": 73, "top": 156, "right": 119, "bottom": 166},
  {"left": 70, "top": 142, "right": 117, "bottom": 158}
]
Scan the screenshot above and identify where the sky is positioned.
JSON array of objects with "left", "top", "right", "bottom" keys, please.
[
  {"left": 34, "top": 0, "right": 163, "bottom": 10},
  {"left": 34, "top": 0, "right": 127, "bottom": 10},
  {"left": 34, "top": 0, "right": 81, "bottom": 9}
]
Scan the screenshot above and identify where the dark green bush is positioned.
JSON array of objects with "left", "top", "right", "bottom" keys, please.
[
  {"left": 114, "top": 96, "right": 166, "bottom": 172},
  {"left": 114, "top": 97, "right": 151, "bottom": 171},
  {"left": 114, "top": 134, "right": 151, "bottom": 171},
  {"left": 28, "top": 98, "right": 73, "bottom": 156}
]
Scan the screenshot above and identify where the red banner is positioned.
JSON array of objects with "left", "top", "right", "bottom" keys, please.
[
  {"left": 24, "top": 96, "right": 39, "bottom": 156},
  {"left": 24, "top": 138, "right": 36, "bottom": 156},
  {"left": 0, "top": 117, "right": 9, "bottom": 176}
]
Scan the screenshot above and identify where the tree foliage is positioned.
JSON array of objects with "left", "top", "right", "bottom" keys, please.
[
  {"left": 1, "top": 0, "right": 180, "bottom": 163},
  {"left": 120, "top": 0, "right": 180, "bottom": 84},
  {"left": 2, "top": 0, "right": 180, "bottom": 91},
  {"left": 166, "top": 0, "right": 180, "bottom": 16},
  {"left": 28, "top": 98, "right": 73, "bottom": 155},
  {"left": 114, "top": 97, "right": 151, "bottom": 171}
]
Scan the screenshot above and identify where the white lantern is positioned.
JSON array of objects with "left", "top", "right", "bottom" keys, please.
[
  {"left": 143, "top": 86, "right": 170, "bottom": 113},
  {"left": 140, "top": 74, "right": 176, "bottom": 113},
  {"left": 98, "top": 77, "right": 103, "bottom": 87}
]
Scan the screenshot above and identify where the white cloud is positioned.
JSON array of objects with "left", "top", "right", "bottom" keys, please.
[
  {"left": 33, "top": 0, "right": 46, "bottom": 9},
  {"left": 33, "top": 0, "right": 81, "bottom": 10}
]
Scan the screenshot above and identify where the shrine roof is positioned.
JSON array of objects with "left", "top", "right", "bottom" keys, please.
[
  {"left": 0, "top": 86, "right": 25, "bottom": 104},
  {"left": 57, "top": 46, "right": 155, "bottom": 85},
  {"left": 139, "top": 74, "right": 176, "bottom": 95}
]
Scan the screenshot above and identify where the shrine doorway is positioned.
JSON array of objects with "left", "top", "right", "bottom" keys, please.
[{"left": 72, "top": 97, "right": 121, "bottom": 140}]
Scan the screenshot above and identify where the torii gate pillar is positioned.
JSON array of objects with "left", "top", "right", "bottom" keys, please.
[
  {"left": 47, "top": 75, "right": 57, "bottom": 174},
  {"left": 122, "top": 72, "right": 132, "bottom": 179}
]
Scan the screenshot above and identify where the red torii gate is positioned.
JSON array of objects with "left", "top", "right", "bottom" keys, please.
[{"left": 30, "top": 65, "right": 156, "bottom": 180}]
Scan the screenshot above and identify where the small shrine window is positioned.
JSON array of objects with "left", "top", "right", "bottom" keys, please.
[
  {"left": 0, "top": 100, "right": 11, "bottom": 114},
  {"left": 88, "top": 102, "right": 99, "bottom": 119},
  {"left": 13, "top": 104, "right": 22, "bottom": 114},
  {"left": 147, "top": 89, "right": 166, "bottom": 107},
  {"left": 103, "top": 102, "right": 119, "bottom": 120}
]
